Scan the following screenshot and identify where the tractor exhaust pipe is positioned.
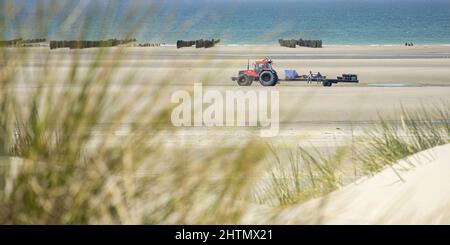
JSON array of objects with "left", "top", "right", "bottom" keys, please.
[{"left": 247, "top": 59, "right": 250, "bottom": 70}]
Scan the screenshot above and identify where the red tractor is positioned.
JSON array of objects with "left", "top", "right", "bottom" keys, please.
[{"left": 232, "top": 58, "right": 279, "bottom": 86}]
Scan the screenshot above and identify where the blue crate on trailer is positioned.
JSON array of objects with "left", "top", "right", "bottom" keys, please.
[{"left": 284, "top": 70, "right": 298, "bottom": 80}]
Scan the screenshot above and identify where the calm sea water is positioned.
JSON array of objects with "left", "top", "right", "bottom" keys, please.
[{"left": 4, "top": 0, "right": 450, "bottom": 45}]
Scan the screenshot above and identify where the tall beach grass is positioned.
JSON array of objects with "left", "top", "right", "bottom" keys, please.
[
  {"left": 0, "top": 0, "right": 271, "bottom": 224},
  {"left": 1, "top": 0, "right": 449, "bottom": 224},
  {"left": 256, "top": 104, "right": 449, "bottom": 209}
]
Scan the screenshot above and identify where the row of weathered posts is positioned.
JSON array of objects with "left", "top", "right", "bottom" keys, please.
[
  {"left": 2, "top": 38, "right": 322, "bottom": 49},
  {"left": 0, "top": 38, "right": 46, "bottom": 47},
  {"left": 279, "top": 39, "right": 323, "bottom": 48},
  {"left": 177, "top": 39, "right": 220, "bottom": 49},
  {"left": 49, "top": 38, "right": 136, "bottom": 50},
  {"left": 137, "top": 43, "right": 162, "bottom": 47}
]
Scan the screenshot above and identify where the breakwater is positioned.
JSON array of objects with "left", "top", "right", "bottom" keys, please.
[
  {"left": 49, "top": 38, "right": 136, "bottom": 50},
  {"left": 177, "top": 39, "right": 220, "bottom": 49},
  {"left": 137, "top": 43, "right": 162, "bottom": 47},
  {"left": 0, "top": 38, "right": 46, "bottom": 47},
  {"left": 279, "top": 39, "right": 322, "bottom": 48}
]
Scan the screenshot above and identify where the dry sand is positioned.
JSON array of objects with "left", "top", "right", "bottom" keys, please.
[
  {"left": 9, "top": 45, "right": 449, "bottom": 149},
  {"left": 5, "top": 45, "right": 450, "bottom": 224},
  {"left": 16, "top": 45, "right": 450, "bottom": 86},
  {"left": 243, "top": 143, "right": 450, "bottom": 224}
]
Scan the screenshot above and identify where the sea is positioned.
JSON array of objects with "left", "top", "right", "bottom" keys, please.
[{"left": 3, "top": 0, "right": 450, "bottom": 45}]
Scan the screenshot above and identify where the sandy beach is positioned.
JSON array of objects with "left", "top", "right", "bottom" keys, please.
[
  {"left": 8, "top": 45, "right": 449, "bottom": 151},
  {"left": 243, "top": 143, "right": 450, "bottom": 224},
  {"left": 17, "top": 45, "right": 450, "bottom": 86},
  {"left": 4, "top": 0, "right": 450, "bottom": 230}
]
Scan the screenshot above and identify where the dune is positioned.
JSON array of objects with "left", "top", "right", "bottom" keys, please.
[{"left": 244, "top": 143, "right": 450, "bottom": 224}]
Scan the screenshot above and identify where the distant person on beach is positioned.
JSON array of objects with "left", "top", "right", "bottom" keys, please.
[{"left": 317, "top": 72, "right": 323, "bottom": 84}]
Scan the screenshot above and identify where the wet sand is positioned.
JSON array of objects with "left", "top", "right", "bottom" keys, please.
[{"left": 7, "top": 45, "right": 450, "bottom": 149}]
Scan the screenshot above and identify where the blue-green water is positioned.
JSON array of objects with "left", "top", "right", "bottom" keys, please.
[{"left": 3, "top": 0, "right": 450, "bottom": 45}]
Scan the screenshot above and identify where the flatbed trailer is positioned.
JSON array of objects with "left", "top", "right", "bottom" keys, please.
[
  {"left": 231, "top": 77, "right": 359, "bottom": 87},
  {"left": 320, "top": 78, "right": 359, "bottom": 87},
  {"left": 282, "top": 77, "right": 359, "bottom": 87},
  {"left": 282, "top": 71, "right": 359, "bottom": 87},
  {"left": 230, "top": 59, "right": 359, "bottom": 87}
]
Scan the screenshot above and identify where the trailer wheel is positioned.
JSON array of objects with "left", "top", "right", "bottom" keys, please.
[
  {"left": 323, "top": 80, "right": 332, "bottom": 87},
  {"left": 237, "top": 75, "right": 253, "bottom": 86},
  {"left": 259, "top": 71, "right": 277, "bottom": 86}
]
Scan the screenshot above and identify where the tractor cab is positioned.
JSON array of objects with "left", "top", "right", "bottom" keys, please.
[
  {"left": 256, "top": 62, "right": 264, "bottom": 73},
  {"left": 255, "top": 59, "right": 272, "bottom": 73},
  {"left": 233, "top": 58, "right": 279, "bottom": 86}
]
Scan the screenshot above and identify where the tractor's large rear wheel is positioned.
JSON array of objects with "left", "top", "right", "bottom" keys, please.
[
  {"left": 259, "top": 71, "right": 278, "bottom": 86},
  {"left": 237, "top": 75, "right": 253, "bottom": 86}
]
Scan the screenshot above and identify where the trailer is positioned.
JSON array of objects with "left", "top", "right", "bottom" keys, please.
[
  {"left": 284, "top": 70, "right": 325, "bottom": 82},
  {"left": 324, "top": 74, "right": 359, "bottom": 87},
  {"left": 284, "top": 70, "right": 359, "bottom": 87},
  {"left": 231, "top": 59, "right": 359, "bottom": 87}
]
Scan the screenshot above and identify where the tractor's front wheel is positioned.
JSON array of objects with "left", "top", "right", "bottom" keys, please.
[
  {"left": 259, "top": 71, "right": 278, "bottom": 86},
  {"left": 237, "top": 75, "right": 253, "bottom": 86}
]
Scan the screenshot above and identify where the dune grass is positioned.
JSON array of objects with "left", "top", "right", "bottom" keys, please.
[
  {"left": 357, "top": 105, "right": 450, "bottom": 174},
  {"left": 1, "top": 0, "right": 449, "bottom": 224},
  {"left": 0, "top": 0, "right": 271, "bottom": 224},
  {"left": 255, "top": 146, "right": 348, "bottom": 207},
  {"left": 256, "top": 104, "right": 449, "bottom": 208}
]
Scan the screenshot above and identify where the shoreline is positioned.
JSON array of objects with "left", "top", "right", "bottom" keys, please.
[
  {"left": 5, "top": 45, "right": 450, "bottom": 86},
  {"left": 3, "top": 39, "right": 450, "bottom": 48},
  {"left": 4, "top": 43, "right": 450, "bottom": 47},
  {"left": 5, "top": 44, "right": 450, "bottom": 60}
]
